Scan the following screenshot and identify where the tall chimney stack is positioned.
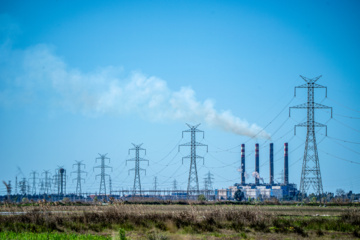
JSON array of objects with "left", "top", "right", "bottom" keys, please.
[
  {"left": 241, "top": 144, "right": 245, "bottom": 185},
  {"left": 269, "top": 143, "right": 274, "bottom": 185},
  {"left": 255, "top": 143, "right": 259, "bottom": 185},
  {"left": 284, "top": 143, "right": 289, "bottom": 185}
]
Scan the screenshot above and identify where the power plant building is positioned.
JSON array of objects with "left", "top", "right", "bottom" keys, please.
[{"left": 215, "top": 143, "right": 299, "bottom": 201}]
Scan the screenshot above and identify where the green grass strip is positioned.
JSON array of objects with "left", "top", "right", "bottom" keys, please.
[{"left": 0, "top": 231, "right": 111, "bottom": 240}]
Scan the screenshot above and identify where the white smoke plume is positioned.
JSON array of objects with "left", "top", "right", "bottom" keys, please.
[
  {"left": 0, "top": 43, "right": 270, "bottom": 139},
  {"left": 237, "top": 164, "right": 250, "bottom": 178},
  {"left": 252, "top": 171, "right": 264, "bottom": 183}
]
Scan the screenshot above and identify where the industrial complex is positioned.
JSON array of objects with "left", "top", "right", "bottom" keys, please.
[
  {"left": 1, "top": 76, "right": 337, "bottom": 203},
  {"left": 215, "top": 143, "right": 298, "bottom": 201}
]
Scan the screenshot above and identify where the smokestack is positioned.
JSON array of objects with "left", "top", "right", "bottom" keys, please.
[
  {"left": 241, "top": 144, "right": 245, "bottom": 185},
  {"left": 255, "top": 143, "right": 259, "bottom": 185},
  {"left": 284, "top": 143, "right": 289, "bottom": 185},
  {"left": 269, "top": 143, "right": 274, "bottom": 185}
]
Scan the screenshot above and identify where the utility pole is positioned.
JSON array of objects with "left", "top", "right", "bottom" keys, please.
[
  {"left": 126, "top": 143, "right": 149, "bottom": 196},
  {"left": 72, "top": 161, "right": 87, "bottom": 196},
  {"left": 42, "top": 170, "right": 52, "bottom": 194},
  {"left": 29, "top": 171, "right": 38, "bottom": 195},
  {"left": 289, "top": 75, "right": 332, "bottom": 201},
  {"left": 93, "top": 153, "right": 112, "bottom": 196},
  {"left": 179, "top": 123, "right": 208, "bottom": 196}
]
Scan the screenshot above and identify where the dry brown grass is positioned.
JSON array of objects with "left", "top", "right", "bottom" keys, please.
[{"left": 0, "top": 203, "right": 359, "bottom": 239}]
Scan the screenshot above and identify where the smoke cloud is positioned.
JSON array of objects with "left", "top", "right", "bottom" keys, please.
[
  {"left": 0, "top": 43, "right": 270, "bottom": 139},
  {"left": 252, "top": 171, "right": 264, "bottom": 183}
]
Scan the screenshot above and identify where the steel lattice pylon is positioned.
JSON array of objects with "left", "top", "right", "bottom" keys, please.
[
  {"left": 29, "top": 171, "right": 38, "bottom": 195},
  {"left": 179, "top": 123, "right": 208, "bottom": 196},
  {"left": 72, "top": 161, "right": 87, "bottom": 196},
  {"left": 289, "top": 75, "right": 332, "bottom": 200},
  {"left": 93, "top": 153, "right": 112, "bottom": 196},
  {"left": 42, "top": 170, "right": 51, "bottom": 194},
  {"left": 126, "top": 144, "right": 149, "bottom": 196}
]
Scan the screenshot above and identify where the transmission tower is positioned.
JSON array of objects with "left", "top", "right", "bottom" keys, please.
[
  {"left": 93, "top": 153, "right": 112, "bottom": 196},
  {"left": 126, "top": 143, "right": 149, "bottom": 196},
  {"left": 289, "top": 75, "right": 332, "bottom": 200},
  {"left": 53, "top": 168, "right": 59, "bottom": 194},
  {"left": 42, "top": 170, "right": 51, "bottom": 194},
  {"left": 153, "top": 176, "right": 158, "bottom": 194},
  {"left": 179, "top": 123, "right": 208, "bottom": 196},
  {"left": 19, "top": 178, "right": 27, "bottom": 195},
  {"left": 39, "top": 179, "right": 45, "bottom": 194},
  {"left": 173, "top": 179, "right": 177, "bottom": 191},
  {"left": 29, "top": 171, "right": 39, "bottom": 195},
  {"left": 204, "top": 171, "right": 214, "bottom": 190},
  {"left": 15, "top": 176, "right": 18, "bottom": 195},
  {"left": 42, "top": 170, "right": 52, "bottom": 194},
  {"left": 72, "top": 161, "right": 87, "bottom": 196}
]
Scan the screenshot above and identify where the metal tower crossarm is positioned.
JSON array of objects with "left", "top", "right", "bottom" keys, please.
[
  {"left": 178, "top": 123, "right": 208, "bottom": 196},
  {"left": 289, "top": 75, "right": 333, "bottom": 201}
]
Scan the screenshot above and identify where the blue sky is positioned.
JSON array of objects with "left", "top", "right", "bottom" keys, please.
[{"left": 0, "top": 0, "right": 359, "bottom": 195}]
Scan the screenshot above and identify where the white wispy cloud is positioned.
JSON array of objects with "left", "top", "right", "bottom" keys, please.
[{"left": 0, "top": 43, "right": 270, "bottom": 139}]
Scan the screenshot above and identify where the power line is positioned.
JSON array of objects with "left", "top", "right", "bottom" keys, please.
[
  {"left": 328, "top": 97, "right": 360, "bottom": 114},
  {"left": 151, "top": 138, "right": 183, "bottom": 165},
  {"left": 325, "top": 137, "right": 360, "bottom": 156},
  {"left": 334, "top": 113, "right": 360, "bottom": 120},
  {"left": 317, "top": 132, "right": 360, "bottom": 145},
  {"left": 332, "top": 118, "right": 360, "bottom": 133},
  {"left": 318, "top": 149, "right": 360, "bottom": 165}
]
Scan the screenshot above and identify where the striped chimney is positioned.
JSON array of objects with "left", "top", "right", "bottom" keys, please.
[
  {"left": 269, "top": 143, "right": 274, "bottom": 185},
  {"left": 255, "top": 143, "right": 259, "bottom": 185},
  {"left": 284, "top": 143, "right": 289, "bottom": 185},
  {"left": 241, "top": 144, "right": 245, "bottom": 185}
]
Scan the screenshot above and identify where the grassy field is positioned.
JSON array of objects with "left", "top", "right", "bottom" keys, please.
[
  {"left": 0, "top": 202, "right": 359, "bottom": 239},
  {"left": 0, "top": 231, "right": 111, "bottom": 240}
]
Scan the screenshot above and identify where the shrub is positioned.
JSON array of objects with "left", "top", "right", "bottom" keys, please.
[
  {"left": 119, "top": 228, "right": 127, "bottom": 240},
  {"left": 197, "top": 194, "right": 206, "bottom": 201}
]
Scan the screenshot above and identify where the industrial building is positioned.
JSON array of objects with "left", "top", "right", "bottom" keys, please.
[{"left": 215, "top": 143, "right": 299, "bottom": 201}]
